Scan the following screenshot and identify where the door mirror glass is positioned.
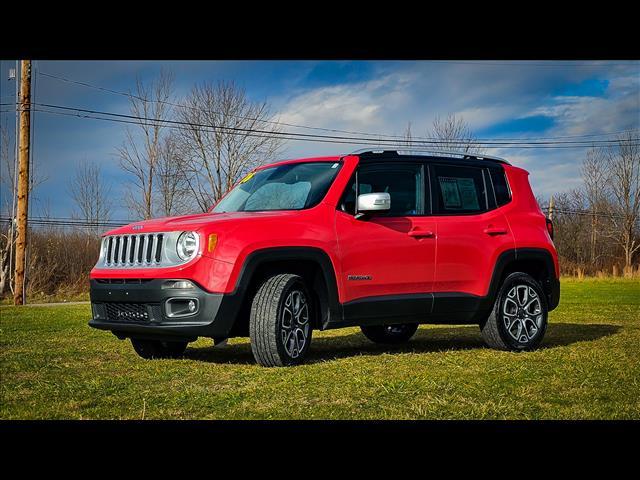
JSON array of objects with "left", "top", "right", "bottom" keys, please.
[{"left": 357, "top": 192, "right": 391, "bottom": 212}]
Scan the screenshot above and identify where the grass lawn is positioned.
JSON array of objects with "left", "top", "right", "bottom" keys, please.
[{"left": 1, "top": 278, "right": 639, "bottom": 419}]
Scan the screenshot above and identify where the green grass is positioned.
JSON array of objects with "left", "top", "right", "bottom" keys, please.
[{"left": 1, "top": 278, "right": 639, "bottom": 419}]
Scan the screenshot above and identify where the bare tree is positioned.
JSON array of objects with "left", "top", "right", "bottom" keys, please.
[
  {"left": 155, "top": 132, "right": 191, "bottom": 217},
  {"left": 603, "top": 132, "right": 640, "bottom": 273},
  {"left": 68, "top": 160, "right": 113, "bottom": 229},
  {"left": 403, "top": 121, "right": 413, "bottom": 148},
  {"left": 428, "top": 113, "right": 485, "bottom": 154},
  {"left": 0, "top": 125, "right": 19, "bottom": 296},
  {"left": 1, "top": 127, "right": 15, "bottom": 217},
  {"left": 117, "top": 70, "right": 174, "bottom": 219},
  {"left": 1, "top": 126, "right": 48, "bottom": 214},
  {"left": 581, "top": 148, "right": 610, "bottom": 266},
  {"left": 175, "top": 80, "right": 284, "bottom": 211},
  {"left": 1, "top": 126, "right": 48, "bottom": 295}
]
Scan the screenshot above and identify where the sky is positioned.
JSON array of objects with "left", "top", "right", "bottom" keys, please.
[{"left": 0, "top": 60, "right": 638, "bottom": 221}]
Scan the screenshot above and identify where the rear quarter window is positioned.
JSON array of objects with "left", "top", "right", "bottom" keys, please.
[{"left": 489, "top": 167, "right": 511, "bottom": 206}]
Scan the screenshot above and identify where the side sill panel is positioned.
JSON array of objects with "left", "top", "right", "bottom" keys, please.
[{"left": 328, "top": 291, "right": 487, "bottom": 329}]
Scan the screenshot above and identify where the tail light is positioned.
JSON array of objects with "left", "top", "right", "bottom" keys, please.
[{"left": 546, "top": 218, "right": 554, "bottom": 240}]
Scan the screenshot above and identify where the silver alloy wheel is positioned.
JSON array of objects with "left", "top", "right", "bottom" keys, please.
[
  {"left": 503, "top": 284, "right": 543, "bottom": 344},
  {"left": 281, "top": 289, "right": 310, "bottom": 358}
]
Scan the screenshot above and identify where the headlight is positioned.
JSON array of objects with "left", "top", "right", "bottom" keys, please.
[{"left": 176, "top": 231, "right": 199, "bottom": 260}]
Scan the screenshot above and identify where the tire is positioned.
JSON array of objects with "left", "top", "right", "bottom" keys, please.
[
  {"left": 361, "top": 323, "right": 419, "bottom": 344},
  {"left": 130, "top": 338, "right": 188, "bottom": 359},
  {"left": 480, "top": 272, "right": 548, "bottom": 351},
  {"left": 249, "top": 274, "right": 313, "bottom": 367}
]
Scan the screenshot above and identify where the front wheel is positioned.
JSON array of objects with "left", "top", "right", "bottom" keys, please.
[
  {"left": 250, "top": 274, "right": 313, "bottom": 367},
  {"left": 480, "top": 272, "right": 548, "bottom": 351},
  {"left": 361, "top": 323, "right": 419, "bottom": 344},
  {"left": 130, "top": 339, "right": 188, "bottom": 359}
]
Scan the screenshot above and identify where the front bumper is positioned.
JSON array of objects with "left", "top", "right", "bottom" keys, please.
[{"left": 88, "top": 278, "right": 236, "bottom": 341}]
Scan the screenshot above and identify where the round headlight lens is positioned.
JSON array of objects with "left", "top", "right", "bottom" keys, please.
[{"left": 177, "top": 231, "right": 198, "bottom": 260}]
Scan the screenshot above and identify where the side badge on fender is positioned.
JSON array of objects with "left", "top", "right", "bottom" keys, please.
[{"left": 348, "top": 275, "right": 372, "bottom": 281}]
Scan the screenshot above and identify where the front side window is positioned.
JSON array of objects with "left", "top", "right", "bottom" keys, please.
[
  {"left": 340, "top": 163, "right": 424, "bottom": 216},
  {"left": 212, "top": 162, "right": 341, "bottom": 213},
  {"left": 432, "top": 164, "right": 488, "bottom": 214}
]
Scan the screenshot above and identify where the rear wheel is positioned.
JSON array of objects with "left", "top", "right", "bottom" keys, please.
[
  {"left": 361, "top": 323, "right": 419, "bottom": 344},
  {"left": 480, "top": 272, "right": 548, "bottom": 351},
  {"left": 250, "top": 274, "right": 313, "bottom": 367},
  {"left": 130, "top": 339, "right": 188, "bottom": 359}
]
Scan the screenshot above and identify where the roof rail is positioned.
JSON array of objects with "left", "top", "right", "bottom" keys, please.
[{"left": 348, "top": 148, "right": 510, "bottom": 165}]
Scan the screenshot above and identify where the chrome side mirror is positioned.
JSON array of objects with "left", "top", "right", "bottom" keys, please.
[{"left": 357, "top": 192, "right": 391, "bottom": 214}]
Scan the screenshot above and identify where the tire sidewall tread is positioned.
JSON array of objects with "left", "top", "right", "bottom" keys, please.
[{"left": 250, "top": 273, "right": 312, "bottom": 367}]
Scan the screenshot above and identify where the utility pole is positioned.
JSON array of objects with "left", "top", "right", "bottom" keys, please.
[{"left": 13, "top": 60, "right": 31, "bottom": 305}]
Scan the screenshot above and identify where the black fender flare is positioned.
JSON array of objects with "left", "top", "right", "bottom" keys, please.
[
  {"left": 483, "top": 248, "right": 560, "bottom": 312},
  {"left": 225, "top": 247, "right": 342, "bottom": 329}
]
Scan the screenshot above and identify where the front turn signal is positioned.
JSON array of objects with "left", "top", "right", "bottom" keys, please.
[{"left": 208, "top": 234, "right": 218, "bottom": 253}]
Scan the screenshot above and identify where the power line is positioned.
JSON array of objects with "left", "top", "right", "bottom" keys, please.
[
  {"left": 539, "top": 206, "right": 628, "bottom": 219},
  {"left": 0, "top": 216, "right": 129, "bottom": 228},
  {"left": 425, "top": 60, "right": 640, "bottom": 67},
  {"left": 31, "top": 106, "right": 640, "bottom": 150},
  {"left": 33, "top": 106, "right": 640, "bottom": 150},
  {"left": 36, "top": 70, "right": 639, "bottom": 142},
  {"left": 3, "top": 101, "right": 638, "bottom": 150}
]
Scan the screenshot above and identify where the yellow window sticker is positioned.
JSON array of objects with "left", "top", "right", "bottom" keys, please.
[{"left": 240, "top": 171, "right": 256, "bottom": 184}]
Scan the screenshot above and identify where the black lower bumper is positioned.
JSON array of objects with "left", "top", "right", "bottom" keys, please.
[
  {"left": 89, "top": 279, "right": 237, "bottom": 341},
  {"left": 548, "top": 276, "right": 561, "bottom": 311}
]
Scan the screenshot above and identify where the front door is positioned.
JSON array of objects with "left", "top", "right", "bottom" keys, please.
[{"left": 335, "top": 162, "right": 436, "bottom": 322}]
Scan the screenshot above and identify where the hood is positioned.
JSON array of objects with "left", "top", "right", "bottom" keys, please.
[{"left": 103, "top": 210, "right": 302, "bottom": 236}]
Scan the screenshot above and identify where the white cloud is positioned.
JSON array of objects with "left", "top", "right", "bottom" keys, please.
[
  {"left": 274, "top": 62, "right": 639, "bottom": 197},
  {"left": 277, "top": 72, "right": 416, "bottom": 132}
]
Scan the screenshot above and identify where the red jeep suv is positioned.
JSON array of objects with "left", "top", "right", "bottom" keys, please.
[{"left": 89, "top": 150, "right": 560, "bottom": 366}]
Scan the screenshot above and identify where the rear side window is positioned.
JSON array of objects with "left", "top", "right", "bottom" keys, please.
[
  {"left": 489, "top": 167, "right": 511, "bottom": 206},
  {"left": 431, "top": 164, "right": 488, "bottom": 214}
]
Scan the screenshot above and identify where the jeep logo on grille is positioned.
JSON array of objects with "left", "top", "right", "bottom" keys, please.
[{"left": 132, "top": 225, "right": 143, "bottom": 230}]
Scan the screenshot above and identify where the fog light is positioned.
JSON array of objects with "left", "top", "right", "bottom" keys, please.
[{"left": 165, "top": 298, "right": 199, "bottom": 318}]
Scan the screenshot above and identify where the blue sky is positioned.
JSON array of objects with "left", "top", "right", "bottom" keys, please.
[{"left": 1, "top": 60, "right": 638, "bottom": 221}]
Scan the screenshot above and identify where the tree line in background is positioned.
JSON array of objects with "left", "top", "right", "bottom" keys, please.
[
  {"left": 551, "top": 131, "right": 640, "bottom": 277},
  {"left": 0, "top": 71, "right": 638, "bottom": 300}
]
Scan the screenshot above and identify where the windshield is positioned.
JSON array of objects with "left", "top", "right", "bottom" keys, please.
[{"left": 212, "top": 161, "right": 342, "bottom": 213}]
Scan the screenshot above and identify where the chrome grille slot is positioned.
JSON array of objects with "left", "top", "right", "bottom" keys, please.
[
  {"left": 107, "top": 237, "right": 113, "bottom": 263},
  {"left": 128, "top": 235, "right": 136, "bottom": 263},
  {"left": 155, "top": 234, "right": 164, "bottom": 262},
  {"left": 121, "top": 236, "right": 128, "bottom": 264},
  {"left": 145, "top": 235, "right": 152, "bottom": 263},
  {"left": 113, "top": 237, "right": 120, "bottom": 264}
]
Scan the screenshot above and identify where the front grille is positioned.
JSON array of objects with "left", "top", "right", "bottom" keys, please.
[
  {"left": 103, "top": 302, "right": 153, "bottom": 323},
  {"left": 102, "top": 234, "right": 164, "bottom": 268}
]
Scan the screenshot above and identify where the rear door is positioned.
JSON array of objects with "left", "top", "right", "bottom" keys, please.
[{"left": 430, "top": 162, "right": 515, "bottom": 309}]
